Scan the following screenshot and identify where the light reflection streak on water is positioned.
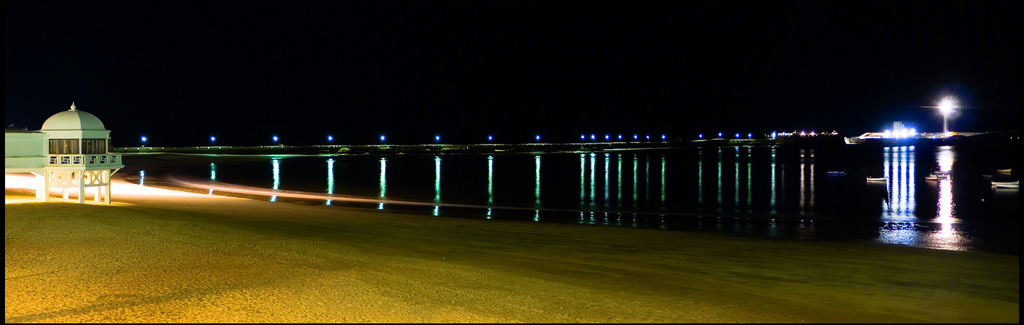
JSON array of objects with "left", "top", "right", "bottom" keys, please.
[
  {"left": 617, "top": 154, "right": 622, "bottom": 207},
  {"left": 734, "top": 147, "right": 739, "bottom": 212},
  {"left": 379, "top": 158, "right": 387, "bottom": 198},
  {"left": 326, "top": 158, "right": 333, "bottom": 205},
  {"left": 770, "top": 148, "right": 776, "bottom": 214},
  {"left": 661, "top": 154, "right": 666, "bottom": 208},
  {"left": 603, "top": 153, "right": 609, "bottom": 206},
  {"left": 633, "top": 155, "right": 638, "bottom": 208},
  {"left": 645, "top": 155, "right": 650, "bottom": 203},
  {"left": 488, "top": 156, "right": 494, "bottom": 205},
  {"left": 580, "top": 154, "right": 585, "bottom": 204},
  {"left": 139, "top": 170, "right": 145, "bottom": 186},
  {"left": 746, "top": 149, "right": 752, "bottom": 212},
  {"left": 697, "top": 151, "right": 702, "bottom": 206},
  {"left": 881, "top": 146, "right": 916, "bottom": 221},
  {"left": 799, "top": 150, "right": 805, "bottom": 214},
  {"left": 930, "top": 146, "right": 965, "bottom": 251},
  {"left": 535, "top": 155, "right": 541, "bottom": 206},
  {"left": 809, "top": 149, "right": 815, "bottom": 209},
  {"left": 271, "top": 158, "right": 279, "bottom": 202},
  {"left": 435, "top": 156, "right": 441, "bottom": 202},
  {"left": 716, "top": 148, "right": 722, "bottom": 212},
  {"left": 590, "top": 153, "right": 596, "bottom": 206},
  {"left": 876, "top": 145, "right": 968, "bottom": 251},
  {"left": 210, "top": 162, "right": 216, "bottom": 181}
]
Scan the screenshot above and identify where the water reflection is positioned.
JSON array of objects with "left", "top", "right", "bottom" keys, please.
[
  {"left": 697, "top": 150, "right": 703, "bottom": 206},
  {"left": 535, "top": 155, "right": 541, "bottom": 206},
  {"left": 488, "top": 156, "right": 494, "bottom": 205},
  {"left": 660, "top": 154, "right": 666, "bottom": 208},
  {"left": 799, "top": 149, "right": 815, "bottom": 215},
  {"left": 326, "top": 158, "right": 334, "bottom": 205},
  {"left": 876, "top": 145, "right": 969, "bottom": 251},
  {"left": 435, "top": 156, "right": 441, "bottom": 202},
  {"left": 632, "top": 154, "right": 638, "bottom": 208},
  {"left": 579, "top": 154, "right": 585, "bottom": 204},
  {"left": 210, "top": 162, "right": 216, "bottom": 180},
  {"left": 746, "top": 149, "right": 751, "bottom": 212},
  {"left": 770, "top": 148, "right": 777, "bottom": 214},
  {"left": 734, "top": 147, "right": 740, "bottom": 212},
  {"left": 379, "top": 157, "right": 387, "bottom": 198},
  {"left": 603, "top": 153, "right": 609, "bottom": 206},
  {"left": 617, "top": 154, "right": 622, "bottom": 207},
  {"left": 716, "top": 148, "right": 722, "bottom": 212},
  {"left": 881, "top": 146, "right": 916, "bottom": 221},
  {"left": 271, "top": 158, "right": 279, "bottom": 202},
  {"left": 139, "top": 170, "right": 145, "bottom": 186},
  {"left": 590, "top": 153, "right": 596, "bottom": 206}
]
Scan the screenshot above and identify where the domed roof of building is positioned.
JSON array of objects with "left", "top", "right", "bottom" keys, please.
[{"left": 41, "top": 102, "right": 106, "bottom": 131}]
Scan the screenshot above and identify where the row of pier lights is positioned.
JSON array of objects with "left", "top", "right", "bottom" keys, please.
[
  {"left": 136, "top": 131, "right": 835, "bottom": 147},
  {"left": 137, "top": 131, "right": 842, "bottom": 147}
]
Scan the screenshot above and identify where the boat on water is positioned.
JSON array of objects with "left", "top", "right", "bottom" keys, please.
[
  {"left": 991, "top": 180, "right": 1019, "bottom": 189},
  {"left": 925, "top": 173, "right": 949, "bottom": 181}
]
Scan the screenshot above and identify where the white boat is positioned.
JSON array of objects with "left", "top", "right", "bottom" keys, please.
[
  {"left": 991, "top": 180, "right": 1019, "bottom": 189},
  {"left": 866, "top": 177, "right": 887, "bottom": 182},
  {"left": 925, "top": 174, "right": 948, "bottom": 181}
]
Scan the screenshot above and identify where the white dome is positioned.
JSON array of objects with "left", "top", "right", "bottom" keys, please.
[{"left": 41, "top": 103, "right": 107, "bottom": 131}]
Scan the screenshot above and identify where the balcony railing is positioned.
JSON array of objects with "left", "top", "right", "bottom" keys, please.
[{"left": 47, "top": 153, "right": 123, "bottom": 167}]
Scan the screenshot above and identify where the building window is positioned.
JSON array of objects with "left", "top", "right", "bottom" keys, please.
[
  {"left": 82, "top": 139, "right": 107, "bottom": 154},
  {"left": 49, "top": 139, "right": 80, "bottom": 154}
]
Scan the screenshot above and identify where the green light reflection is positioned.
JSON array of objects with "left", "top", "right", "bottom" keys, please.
[
  {"left": 210, "top": 162, "right": 216, "bottom": 180},
  {"left": 271, "top": 158, "right": 280, "bottom": 202},
  {"left": 379, "top": 158, "right": 387, "bottom": 198},
  {"left": 535, "top": 155, "right": 541, "bottom": 206},
  {"left": 487, "top": 156, "right": 494, "bottom": 205},
  {"left": 435, "top": 156, "right": 441, "bottom": 202}
]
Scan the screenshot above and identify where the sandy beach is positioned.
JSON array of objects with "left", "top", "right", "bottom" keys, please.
[{"left": 5, "top": 175, "right": 1019, "bottom": 323}]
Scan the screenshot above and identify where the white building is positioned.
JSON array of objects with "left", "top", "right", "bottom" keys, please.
[{"left": 4, "top": 103, "right": 123, "bottom": 203}]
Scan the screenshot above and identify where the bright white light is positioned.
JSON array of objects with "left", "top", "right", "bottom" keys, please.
[
  {"left": 604, "top": 134, "right": 610, "bottom": 140},
  {"left": 436, "top": 135, "right": 440, "bottom": 141},
  {"left": 747, "top": 133, "right": 752, "bottom": 138},
  {"left": 718, "top": 132, "right": 723, "bottom": 137},
  {"left": 536, "top": 135, "right": 541, "bottom": 141},
  {"left": 735, "top": 133, "right": 740, "bottom": 139},
  {"left": 380, "top": 135, "right": 385, "bottom": 142},
  {"left": 591, "top": 134, "right": 596, "bottom": 140},
  {"left": 883, "top": 130, "right": 892, "bottom": 138},
  {"left": 327, "top": 135, "right": 333, "bottom": 142},
  {"left": 661, "top": 134, "right": 666, "bottom": 140},
  {"left": 699, "top": 133, "right": 704, "bottom": 139},
  {"left": 938, "top": 96, "right": 957, "bottom": 116},
  {"left": 489, "top": 135, "right": 493, "bottom": 141},
  {"left": 141, "top": 136, "right": 147, "bottom": 143},
  {"left": 580, "top": 134, "right": 585, "bottom": 140},
  {"left": 273, "top": 135, "right": 279, "bottom": 142},
  {"left": 210, "top": 136, "right": 216, "bottom": 142},
  {"left": 618, "top": 134, "right": 622, "bottom": 140},
  {"left": 633, "top": 134, "right": 638, "bottom": 140}
]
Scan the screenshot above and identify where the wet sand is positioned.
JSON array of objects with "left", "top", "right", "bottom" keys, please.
[{"left": 5, "top": 178, "right": 1019, "bottom": 323}]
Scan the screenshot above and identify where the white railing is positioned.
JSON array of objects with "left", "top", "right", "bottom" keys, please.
[{"left": 47, "top": 153, "right": 122, "bottom": 167}]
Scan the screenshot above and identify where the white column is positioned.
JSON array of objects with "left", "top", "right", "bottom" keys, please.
[
  {"left": 78, "top": 171, "right": 85, "bottom": 204},
  {"left": 104, "top": 170, "right": 111, "bottom": 204}
]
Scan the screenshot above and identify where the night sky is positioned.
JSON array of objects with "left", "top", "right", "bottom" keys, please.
[{"left": 5, "top": 1, "right": 1018, "bottom": 146}]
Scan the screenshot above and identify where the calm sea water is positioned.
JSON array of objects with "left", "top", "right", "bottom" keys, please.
[{"left": 130, "top": 145, "right": 1019, "bottom": 254}]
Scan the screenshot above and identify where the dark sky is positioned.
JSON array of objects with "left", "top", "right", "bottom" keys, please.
[{"left": 5, "top": 1, "right": 1018, "bottom": 146}]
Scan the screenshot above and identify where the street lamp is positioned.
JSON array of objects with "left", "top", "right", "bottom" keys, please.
[{"left": 938, "top": 96, "right": 957, "bottom": 136}]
